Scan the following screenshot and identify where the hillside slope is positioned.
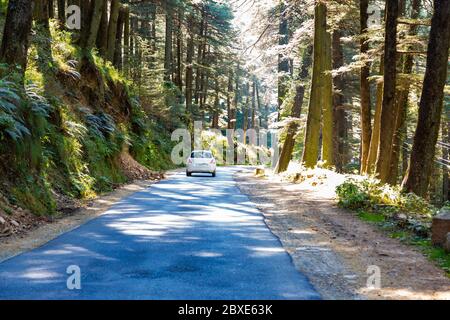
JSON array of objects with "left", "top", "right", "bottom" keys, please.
[{"left": 0, "top": 21, "right": 173, "bottom": 236}]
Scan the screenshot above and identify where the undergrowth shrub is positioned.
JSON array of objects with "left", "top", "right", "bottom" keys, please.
[
  {"left": 336, "top": 177, "right": 437, "bottom": 238},
  {"left": 336, "top": 177, "right": 435, "bottom": 218}
]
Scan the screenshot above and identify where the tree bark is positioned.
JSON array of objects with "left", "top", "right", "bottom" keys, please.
[
  {"left": 122, "top": 5, "right": 130, "bottom": 74},
  {"left": 57, "top": 0, "right": 65, "bottom": 25},
  {"left": 34, "top": 0, "right": 50, "bottom": 28},
  {"left": 275, "top": 45, "right": 312, "bottom": 174},
  {"left": 232, "top": 64, "right": 240, "bottom": 131},
  {"left": 388, "top": 0, "right": 420, "bottom": 184},
  {"left": 366, "top": 59, "right": 384, "bottom": 173},
  {"left": 360, "top": 0, "right": 372, "bottom": 173},
  {"left": 277, "top": 1, "right": 290, "bottom": 120},
  {"left": 0, "top": 0, "right": 34, "bottom": 78},
  {"left": 83, "top": 0, "right": 105, "bottom": 50},
  {"left": 227, "top": 70, "right": 234, "bottom": 129},
  {"left": 251, "top": 81, "right": 256, "bottom": 129},
  {"left": 164, "top": 0, "right": 173, "bottom": 82},
  {"left": 79, "top": 0, "right": 91, "bottom": 45},
  {"left": 243, "top": 82, "right": 249, "bottom": 132},
  {"left": 48, "top": 0, "right": 55, "bottom": 18},
  {"left": 106, "top": 0, "right": 120, "bottom": 62},
  {"left": 332, "top": 30, "right": 347, "bottom": 172},
  {"left": 403, "top": 0, "right": 450, "bottom": 197},
  {"left": 185, "top": 16, "right": 195, "bottom": 124},
  {"left": 174, "top": 7, "right": 183, "bottom": 91},
  {"left": 302, "top": 2, "right": 327, "bottom": 168},
  {"left": 113, "top": 5, "right": 125, "bottom": 69},
  {"left": 212, "top": 77, "right": 220, "bottom": 129},
  {"left": 443, "top": 111, "right": 450, "bottom": 202},
  {"left": 375, "top": 0, "right": 399, "bottom": 183},
  {"left": 96, "top": 0, "right": 108, "bottom": 56},
  {"left": 321, "top": 30, "right": 334, "bottom": 167},
  {"left": 255, "top": 81, "right": 262, "bottom": 129}
]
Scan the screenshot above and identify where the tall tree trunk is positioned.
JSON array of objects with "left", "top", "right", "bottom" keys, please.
[
  {"left": 277, "top": 1, "right": 290, "bottom": 120},
  {"left": 79, "top": 0, "right": 91, "bottom": 45},
  {"left": 194, "top": 10, "right": 205, "bottom": 104},
  {"left": 185, "top": 16, "right": 195, "bottom": 124},
  {"left": 275, "top": 45, "right": 312, "bottom": 174},
  {"left": 233, "top": 64, "right": 240, "bottom": 131},
  {"left": 122, "top": 5, "right": 130, "bottom": 74},
  {"left": 174, "top": 7, "right": 183, "bottom": 91},
  {"left": 34, "top": 0, "right": 50, "bottom": 28},
  {"left": 255, "top": 81, "right": 262, "bottom": 129},
  {"left": 0, "top": 0, "right": 34, "bottom": 78},
  {"left": 388, "top": 0, "right": 420, "bottom": 184},
  {"left": 149, "top": 3, "right": 157, "bottom": 62},
  {"left": 366, "top": 59, "right": 384, "bottom": 173},
  {"left": 198, "top": 24, "right": 208, "bottom": 109},
  {"left": 443, "top": 110, "right": 450, "bottom": 202},
  {"left": 83, "top": 0, "right": 105, "bottom": 50},
  {"left": 48, "top": 0, "right": 55, "bottom": 18},
  {"left": 212, "top": 77, "right": 220, "bottom": 129},
  {"left": 96, "top": 0, "right": 108, "bottom": 56},
  {"left": 403, "top": 0, "right": 450, "bottom": 197},
  {"left": 321, "top": 30, "right": 334, "bottom": 167},
  {"left": 164, "top": 0, "right": 173, "bottom": 82},
  {"left": 360, "top": 0, "right": 372, "bottom": 173},
  {"left": 227, "top": 70, "right": 234, "bottom": 129},
  {"left": 332, "top": 30, "right": 347, "bottom": 172},
  {"left": 251, "top": 81, "right": 256, "bottom": 129},
  {"left": 106, "top": 0, "right": 120, "bottom": 62},
  {"left": 57, "top": 0, "right": 65, "bottom": 25},
  {"left": 302, "top": 2, "right": 327, "bottom": 168},
  {"left": 113, "top": 5, "right": 125, "bottom": 69},
  {"left": 375, "top": 0, "right": 399, "bottom": 183},
  {"left": 243, "top": 82, "right": 250, "bottom": 132}
]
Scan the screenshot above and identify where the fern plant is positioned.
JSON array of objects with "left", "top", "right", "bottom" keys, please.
[{"left": 0, "top": 79, "right": 30, "bottom": 142}]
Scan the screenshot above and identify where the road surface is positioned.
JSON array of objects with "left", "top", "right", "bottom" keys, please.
[{"left": 0, "top": 167, "right": 320, "bottom": 300}]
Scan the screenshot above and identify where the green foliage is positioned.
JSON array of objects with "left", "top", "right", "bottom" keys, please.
[
  {"left": 130, "top": 119, "right": 174, "bottom": 171},
  {"left": 0, "top": 77, "right": 30, "bottom": 142},
  {"left": 337, "top": 177, "right": 450, "bottom": 276},
  {"left": 335, "top": 180, "right": 370, "bottom": 210},
  {"left": 336, "top": 177, "right": 435, "bottom": 218},
  {"left": 358, "top": 210, "right": 386, "bottom": 223}
]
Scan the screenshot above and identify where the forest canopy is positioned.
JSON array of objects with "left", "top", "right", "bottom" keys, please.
[{"left": 0, "top": 0, "right": 449, "bottom": 215}]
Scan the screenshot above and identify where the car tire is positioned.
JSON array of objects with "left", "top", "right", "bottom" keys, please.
[
  {"left": 186, "top": 171, "right": 191, "bottom": 177},
  {"left": 212, "top": 172, "right": 216, "bottom": 177}
]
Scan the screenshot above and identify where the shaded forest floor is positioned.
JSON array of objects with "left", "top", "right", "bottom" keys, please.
[{"left": 235, "top": 169, "right": 450, "bottom": 300}]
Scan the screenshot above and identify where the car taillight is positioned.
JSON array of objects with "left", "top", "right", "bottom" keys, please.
[{"left": 188, "top": 158, "right": 192, "bottom": 164}]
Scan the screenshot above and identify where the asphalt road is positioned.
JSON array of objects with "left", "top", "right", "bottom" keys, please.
[{"left": 0, "top": 167, "right": 320, "bottom": 300}]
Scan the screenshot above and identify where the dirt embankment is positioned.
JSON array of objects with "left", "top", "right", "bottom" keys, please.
[{"left": 235, "top": 170, "right": 450, "bottom": 300}]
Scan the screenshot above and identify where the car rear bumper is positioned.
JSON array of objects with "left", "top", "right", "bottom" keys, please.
[{"left": 187, "top": 164, "right": 216, "bottom": 173}]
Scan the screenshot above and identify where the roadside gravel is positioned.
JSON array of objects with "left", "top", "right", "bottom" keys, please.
[{"left": 235, "top": 169, "right": 450, "bottom": 300}]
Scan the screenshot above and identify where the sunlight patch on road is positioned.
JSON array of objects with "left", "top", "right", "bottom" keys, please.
[
  {"left": 20, "top": 269, "right": 59, "bottom": 280},
  {"left": 246, "top": 246, "right": 286, "bottom": 258},
  {"left": 192, "top": 251, "right": 223, "bottom": 258}
]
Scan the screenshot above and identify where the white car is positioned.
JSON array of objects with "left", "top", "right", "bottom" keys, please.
[{"left": 186, "top": 150, "right": 216, "bottom": 177}]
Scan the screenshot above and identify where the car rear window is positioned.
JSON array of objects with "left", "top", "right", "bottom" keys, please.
[{"left": 191, "top": 151, "right": 212, "bottom": 158}]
